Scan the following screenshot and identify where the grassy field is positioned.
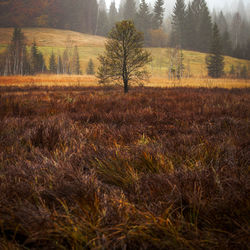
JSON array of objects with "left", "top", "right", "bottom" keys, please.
[
  {"left": 0, "top": 85, "right": 249, "bottom": 249},
  {"left": 0, "top": 27, "right": 249, "bottom": 249},
  {"left": 0, "top": 27, "right": 250, "bottom": 77},
  {"left": 0, "top": 75, "right": 249, "bottom": 89}
]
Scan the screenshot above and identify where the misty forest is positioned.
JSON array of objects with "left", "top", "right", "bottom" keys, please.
[{"left": 0, "top": 0, "right": 249, "bottom": 249}]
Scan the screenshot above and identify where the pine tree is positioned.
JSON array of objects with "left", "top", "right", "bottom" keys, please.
[
  {"left": 217, "top": 11, "right": 228, "bottom": 34},
  {"left": 135, "top": 0, "right": 152, "bottom": 45},
  {"left": 184, "top": 2, "right": 196, "bottom": 50},
  {"left": 30, "top": 41, "right": 45, "bottom": 74},
  {"left": 123, "top": 0, "right": 136, "bottom": 20},
  {"left": 72, "top": 46, "right": 81, "bottom": 75},
  {"left": 152, "top": 0, "right": 165, "bottom": 29},
  {"left": 4, "top": 27, "right": 27, "bottom": 75},
  {"left": 171, "top": 0, "right": 186, "bottom": 48},
  {"left": 109, "top": 1, "right": 118, "bottom": 29},
  {"left": 96, "top": 4, "right": 110, "bottom": 36},
  {"left": 86, "top": 58, "right": 95, "bottom": 75},
  {"left": 206, "top": 23, "right": 224, "bottom": 78},
  {"left": 62, "top": 48, "right": 70, "bottom": 74},
  {"left": 198, "top": 0, "right": 212, "bottom": 52},
  {"left": 184, "top": 0, "right": 212, "bottom": 52},
  {"left": 222, "top": 28, "right": 232, "bottom": 56},
  {"left": 57, "top": 55, "right": 63, "bottom": 74},
  {"left": 49, "top": 51, "right": 57, "bottom": 74}
]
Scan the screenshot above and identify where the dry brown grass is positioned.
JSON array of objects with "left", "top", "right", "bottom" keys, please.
[{"left": 0, "top": 85, "right": 249, "bottom": 249}]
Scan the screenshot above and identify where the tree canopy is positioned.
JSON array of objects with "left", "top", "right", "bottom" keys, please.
[{"left": 97, "top": 20, "right": 152, "bottom": 93}]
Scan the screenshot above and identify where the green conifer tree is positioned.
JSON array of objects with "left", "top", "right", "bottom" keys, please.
[
  {"left": 86, "top": 58, "right": 95, "bottom": 75},
  {"left": 198, "top": 0, "right": 212, "bottom": 52},
  {"left": 72, "top": 46, "right": 81, "bottom": 75},
  {"left": 109, "top": 1, "right": 118, "bottom": 30},
  {"left": 135, "top": 0, "right": 152, "bottom": 45},
  {"left": 49, "top": 51, "right": 57, "bottom": 74},
  {"left": 123, "top": 0, "right": 136, "bottom": 20},
  {"left": 206, "top": 23, "right": 224, "bottom": 78},
  {"left": 184, "top": 2, "right": 196, "bottom": 50},
  {"left": 30, "top": 41, "right": 45, "bottom": 74},
  {"left": 171, "top": 0, "right": 186, "bottom": 48},
  {"left": 152, "top": 0, "right": 165, "bottom": 29},
  {"left": 57, "top": 55, "right": 63, "bottom": 74},
  {"left": 4, "top": 27, "right": 27, "bottom": 75}
]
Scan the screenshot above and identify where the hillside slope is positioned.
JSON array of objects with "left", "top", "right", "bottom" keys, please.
[
  {"left": 0, "top": 28, "right": 106, "bottom": 47},
  {"left": 0, "top": 27, "right": 249, "bottom": 77}
]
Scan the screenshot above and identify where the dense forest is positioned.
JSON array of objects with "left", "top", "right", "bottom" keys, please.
[{"left": 0, "top": 0, "right": 250, "bottom": 59}]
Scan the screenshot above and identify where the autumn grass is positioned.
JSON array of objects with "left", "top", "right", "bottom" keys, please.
[
  {"left": 0, "top": 75, "right": 249, "bottom": 89},
  {"left": 0, "top": 85, "right": 249, "bottom": 249}
]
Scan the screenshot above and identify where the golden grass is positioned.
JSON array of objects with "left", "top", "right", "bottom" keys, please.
[
  {"left": 0, "top": 75, "right": 249, "bottom": 89},
  {"left": 0, "top": 27, "right": 106, "bottom": 47}
]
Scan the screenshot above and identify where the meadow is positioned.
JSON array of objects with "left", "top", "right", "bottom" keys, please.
[
  {"left": 0, "top": 83, "right": 249, "bottom": 249},
  {"left": 0, "top": 27, "right": 249, "bottom": 249}
]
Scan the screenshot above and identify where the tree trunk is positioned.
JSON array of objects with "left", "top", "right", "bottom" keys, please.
[{"left": 124, "top": 78, "right": 128, "bottom": 93}]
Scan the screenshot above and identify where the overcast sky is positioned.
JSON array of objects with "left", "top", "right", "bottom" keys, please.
[{"left": 105, "top": 0, "right": 250, "bottom": 13}]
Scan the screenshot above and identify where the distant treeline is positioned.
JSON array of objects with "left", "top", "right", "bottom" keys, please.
[{"left": 0, "top": 0, "right": 250, "bottom": 60}]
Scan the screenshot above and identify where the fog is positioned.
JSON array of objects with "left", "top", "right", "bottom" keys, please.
[{"left": 105, "top": 0, "right": 250, "bottom": 15}]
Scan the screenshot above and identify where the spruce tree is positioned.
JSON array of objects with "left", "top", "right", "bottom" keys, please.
[
  {"left": 152, "top": 0, "right": 165, "bottom": 29},
  {"left": 206, "top": 23, "right": 224, "bottom": 78},
  {"left": 4, "top": 27, "right": 27, "bottom": 75},
  {"left": 57, "top": 55, "right": 63, "bottom": 74},
  {"left": 171, "top": 0, "right": 186, "bottom": 48},
  {"left": 217, "top": 11, "right": 228, "bottom": 34},
  {"left": 62, "top": 48, "right": 70, "bottom": 74},
  {"left": 96, "top": 8, "right": 110, "bottom": 36},
  {"left": 109, "top": 1, "right": 118, "bottom": 30},
  {"left": 86, "top": 58, "right": 95, "bottom": 75},
  {"left": 222, "top": 28, "right": 232, "bottom": 56},
  {"left": 30, "top": 41, "right": 45, "bottom": 74},
  {"left": 123, "top": 0, "right": 136, "bottom": 20},
  {"left": 135, "top": 0, "right": 152, "bottom": 45},
  {"left": 184, "top": 2, "right": 196, "bottom": 50},
  {"left": 49, "top": 51, "right": 57, "bottom": 74},
  {"left": 198, "top": 0, "right": 212, "bottom": 52},
  {"left": 72, "top": 46, "right": 81, "bottom": 75}
]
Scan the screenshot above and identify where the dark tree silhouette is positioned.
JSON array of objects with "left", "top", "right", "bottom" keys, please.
[
  {"left": 206, "top": 23, "right": 224, "bottom": 78},
  {"left": 152, "top": 0, "right": 165, "bottom": 29}
]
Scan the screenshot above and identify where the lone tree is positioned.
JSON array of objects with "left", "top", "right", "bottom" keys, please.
[
  {"left": 97, "top": 20, "right": 152, "bottom": 93},
  {"left": 206, "top": 23, "right": 224, "bottom": 78}
]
